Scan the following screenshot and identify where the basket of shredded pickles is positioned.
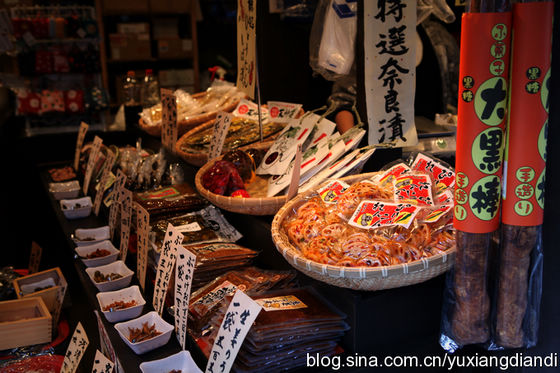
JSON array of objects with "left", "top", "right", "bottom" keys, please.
[{"left": 271, "top": 153, "right": 458, "bottom": 291}]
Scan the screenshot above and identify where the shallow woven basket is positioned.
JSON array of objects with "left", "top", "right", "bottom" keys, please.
[
  {"left": 194, "top": 157, "right": 290, "bottom": 215},
  {"left": 176, "top": 119, "right": 280, "bottom": 167},
  {"left": 271, "top": 172, "right": 456, "bottom": 291},
  {"left": 138, "top": 92, "right": 241, "bottom": 138}
]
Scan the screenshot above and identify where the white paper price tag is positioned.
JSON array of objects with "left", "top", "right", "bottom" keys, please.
[
  {"left": 94, "top": 311, "right": 121, "bottom": 373},
  {"left": 83, "top": 136, "right": 103, "bottom": 195},
  {"left": 175, "top": 245, "right": 197, "bottom": 349},
  {"left": 91, "top": 350, "right": 114, "bottom": 373},
  {"left": 161, "top": 88, "right": 178, "bottom": 152},
  {"left": 267, "top": 101, "right": 302, "bottom": 123},
  {"left": 94, "top": 150, "right": 116, "bottom": 216},
  {"left": 153, "top": 224, "right": 184, "bottom": 315},
  {"left": 61, "top": 322, "right": 89, "bottom": 373},
  {"left": 119, "top": 189, "right": 132, "bottom": 262},
  {"left": 208, "top": 111, "right": 233, "bottom": 161},
  {"left": 74, "top": 122, "right": 89, "bottom": 170},
  {"left": 236, "top": 0, "right": 257, "bottom": 98},
  {"left": 135, "top": 202, "right": 150, "bottom": 290},
  {"left": 109, "top": 170, "right": 127, "bottom": 241},
  {"left": 205, "top": 290, "right": 262, "bottom": 373}
]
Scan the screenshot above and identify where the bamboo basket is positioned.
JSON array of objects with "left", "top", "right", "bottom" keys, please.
[
  {"left": 271, "top": 173, "right": 456, "bottom": 291},
  {"left": 138, "top": 92, "right": 242, "bottom": 138}
]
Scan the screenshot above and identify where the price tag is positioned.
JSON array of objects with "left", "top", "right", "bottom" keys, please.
[
  {"left": 109, "top": 170, "right": 127, "bottom": 241},
  {"left": 208, "top": 111, "right": 233, "bottom": 161},
  {"left": 74, "top": 122, "right": 89, "bottom": 170},
  {"left": 91, "top": 350, "right": 114, "bottom": 373},
  {"left": 205, "top": 290, "right": 262, "bottom": 373},
  {"left": 94, "top": 150, "right": 116, "bottom": 216},
  {"left": 153, "top": 224, "right": 184, "bottom": 316},
  {"left": 267, "top": 101, "right": 302, "bottom": 123},
  {"left": 28, "top": 241, "right": 42, "bottom": 274},
  {"left": 161, "top": 88, "right": 178, "bottom": 152},
  {"left": 236, "top": 0, "right": 257, "bottom": 98},
  {"left": 119, "top": 189, "right": 132, "bottom": 262},
  {"left": 61, "top": 322, "right": 89, "bottom": 373},
  {"left": 83, "top": 136, "right": 103, "bottom": 195},
  {"left": 175, "top": 245, "right": 197, "bottom": 350},
  {"left": 135, "top": 203, "right": 150, "bottom": 291},
  {"left": 51, "top": 279, "right": 67, "bottom": 329},
  {"left": 94, "top": 311, "right": 121, "bottom": 373},
  {"left": 232, "top": 99, "right": 269, "bottom": 122}
]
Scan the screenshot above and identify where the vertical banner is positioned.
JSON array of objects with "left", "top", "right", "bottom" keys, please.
[
  {"left": 175, "top": 246, "right": 197, "bottom": 350},
  {"left": 208, "top": 111, "right": 233, "bottom": 161},
  {"left": 236, "top": 0, "right": 257, "bottom": 99},
  {"left": 453, "top": 12, "right": 512, "bottom": 233},
  {"left": 205, "top": 290, "right": 262, "bottom": 373},
  {"left": 152, "top": 224, "right": 184, "bottom": 316},
  {"left": 364, "top": 0, "right": 418, "bottom": 147},
  {"left": 94, "top": 150, "right": 116, "bottom": 216},
  {"left": 119, "top": 188, "right": 133, "bottom": 262},
  {"left": 61, "top": 322, "right": 89, "bottom": 373},
  {"left": 135, "top": 203, "right": 150, "bottom": 291},
  {"left": 502, "top": 2, "right": 553, "bottom": 226},
  {"left": 161, "top": 88, "right": 178, "bottom": 152},
  {"left": 108, "top": 170, "right": 127, "bottom": 241},
  {"left": 74, "top": 122, "right": 89, "bottom": 171},
  {"left": 83, "top": 136, "right": 103, "bottom": 195}
]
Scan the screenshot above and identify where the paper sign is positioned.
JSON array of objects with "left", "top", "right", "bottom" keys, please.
[
  {"left": 267, "top": 101, "right": 302, "bottom": 123},
  {"left": 341, "top": 125, "right": 366, "bottom": 152},
  {"left": 286, "top": 143, "right": 302, "bottom": 200},
  {"left": 161, "top": 88, "right": 178, "bottom": 152},
  {"left": 208, "top": 111, "right": 233, "bottom": 161},
  {"left": 153, "top": 224, "right": 184, "bottom": 316},
  {"left": 256, "top": 295, "right": 307, "bottom": 311},
  {"left": 109, "top": 170, "right": 127, "bottom": 241},
  {"left": 28, "top": 241, "right": 42, "bottom": 274},
  {"left": 348, "top": 201, "right": 420, "bottom": 230},
  {"left": 257, "top": 114, "right": 318, "bottom": 175},
  {"left": 308, "top": 118, "right": 336, "bottom": 148},
  {"left": 94, "top": 311, "right": 121, "bottom": 373},
  {"left": 94, "top": 150, "right": 116, "bottom": 216},
  {"left": 52, "top": 279, "right": 67, "bottom": 330},
  {"left": 83, "top": 136, "right": 103, "bottom": 195},
  {"left": 299, "top": 148, "right": 361, "bottom": 193},
  {"left": 205, "top": 290, "right": 262, "bottom": 373},
  {"left": 236, "top": 0, "right": 257, "bottom": 98},
  {"left": 74, "top": 122, "right": 89, "bottom": 170},
  {"left": 299, "top": 134, "right": 346, "bottom": 186},
  {"left": 232, "top": 99, "right": 269, "bottom": 122},
  {"left": 119, "top": 189, "right": 133, "bottom": 262},
  {"left": 135, "top": 203, "right": 150, "bottom": 290},
  {"left": 364, "top": 0, "right": 418, "bottom": 147},
  {"left": 91, "top": 350, "right": 114, "bottom": 373},
  {"left": 61, "top": 322, "right": 89, "bottom": 373},
  {"left": 175, "top": 245, "right": 197, "bottom": 349},
  {"left": 330, "top": 147, "right": 376, "bottom": 179}
]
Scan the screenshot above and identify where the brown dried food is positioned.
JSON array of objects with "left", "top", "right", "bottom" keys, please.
[
  {"left": 84, "top": 249, "right": 111, "bottom": 259},
  {"left": 48, "top": 166, "right": 77, "bottom": 182},
  {"left": 495, "top": 224, "right": 539, "bottom": 348},
  {"left": 94, "top": 271, "right": 123, "bottom": 283},
  {"left": 103, "top": 300, "right": 137, "bottom": 312},
  {"left": 127, "top": 322, "right": 162, "bottom": 343}
]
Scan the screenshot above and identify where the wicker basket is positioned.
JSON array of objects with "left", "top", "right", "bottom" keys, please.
[
  {"left": 270, "top": 173, "right": 456, "bottom": 291},
  {"left": 137, "top": 92, "right": 241, "bottom": 138},
  {"left": 195, "top": 158, "right": 290, "bottom": 215}
]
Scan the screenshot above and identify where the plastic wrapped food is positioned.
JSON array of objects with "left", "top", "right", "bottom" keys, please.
[
  {"left": 201, "top": 160, "right": 248, "bottom": 196},
  {"left": 134, "top": 183, "right": 206, "bottom": 217}
]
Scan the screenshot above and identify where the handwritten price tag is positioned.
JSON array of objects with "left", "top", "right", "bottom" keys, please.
[
  {"left": 83, "top": 136, "right": 103, "bottom": 195},
  {"left": 205, "top": 290, "right": 261, "bottom": 373},
  {"left": 208, "top": 111, "right": 233, "bottom": 161},
  {"left": 91, "top": 350, "right": 114, "bottom": 373},
  {"left": 153, "top": 224, "right": 184, "bottom": 316},
  {"left": 119, "top": 189, "right": 132, "bottom": 261},
  {"left": 175, "top": 246, "right": 197, "bottom": 349},
  {"left": 74, "top": 122, "right": 89, "bottom": 170},
  {"left": 135, "top": 203, "right": 150, "bottom": 290},
  {"left": 236, "top": 0, "right": 257, "bottom": 98},
  {"left": 109, "top": 170, "right": 127, "bottom": 241},
  {"left": 28, "top": 241, "right": 42, "bottom": 274},
  {"left": 61, "top": 322, "right": 89, "bottom": 373},
  {"left": 94, "top": 311, "right": 121, "bottom": 373},
  {"left": 94, "top": 150, "right": 116, "bottom": 216},
  {"left": 161, "top": 88, "right": 178, "bottom": 152}
]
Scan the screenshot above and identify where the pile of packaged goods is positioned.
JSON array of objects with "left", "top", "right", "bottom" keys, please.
[
  {"left": 282, "top": 153, "right": 456, "bottom": 267},
  {"left": 133, "top": 183, "right": 207, "bottom": 217}
]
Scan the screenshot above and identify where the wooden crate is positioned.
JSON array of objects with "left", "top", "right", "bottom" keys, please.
[
  {"left": 13, "top": 267, "right": 67, "bottom": 316},
  {"left": 0, "top": 297, "right": 52, "bottom": 350}
]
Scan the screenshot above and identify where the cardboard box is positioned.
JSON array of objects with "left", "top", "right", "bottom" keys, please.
[
  {"left": 117, "top": 22, "right": 150, "bottom": 34},
  {"left": 0, "top": 297, "right": 52, "bottom": 350},
  {"left": 109, "top": 33, "right": 151, "bottom": 61},
  {"left": 149, "top": 0, "right": 192, "bottom": 13},
  {"left": 103, "top": 0, "right": 148, "bottom": 13},
  {"left": 157, "top": 39, "right": 192, "bottom": 59}
]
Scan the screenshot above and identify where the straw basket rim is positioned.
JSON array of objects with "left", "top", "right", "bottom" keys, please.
[
  {"left": 194, "top": 157, "right": 289, "bottom": 215},
  {"left": 270, "top": 172, "right": 456, "bottom": 291}
]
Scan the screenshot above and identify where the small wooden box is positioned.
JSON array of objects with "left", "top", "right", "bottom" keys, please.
[
  {"left": 0, "top": 297, "right": 52, "bottom": 350},
  {"left": 13, "top": 267, "right": 67, "bottom": 316}
]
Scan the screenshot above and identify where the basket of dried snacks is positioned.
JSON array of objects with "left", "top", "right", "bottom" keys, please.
[{"left": 271, "top": 172, "right": 456, "bottom": 291}]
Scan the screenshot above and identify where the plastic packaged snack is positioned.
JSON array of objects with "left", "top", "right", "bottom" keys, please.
[{"left": 133, "top": 183, "right": 206, "bottom": 217}]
